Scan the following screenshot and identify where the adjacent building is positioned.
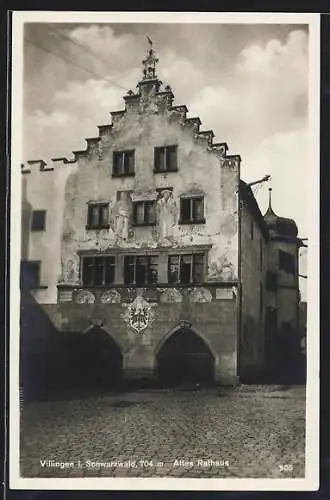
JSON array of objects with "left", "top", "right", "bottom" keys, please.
[{"left": 20, "top": 45, "right": 305, "bottom": 395}]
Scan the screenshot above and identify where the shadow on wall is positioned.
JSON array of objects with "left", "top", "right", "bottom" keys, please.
[
  {"left": 20, "top": 291, "right": 71, "bottom": 401},
  {"left": 20, "top": 292, "right": 128, "bottom": 402},
  {"left": 263, "top": 326, "right": 306, "bottom": 385}
]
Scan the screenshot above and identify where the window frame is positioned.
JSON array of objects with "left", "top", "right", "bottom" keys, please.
[
  {"left": 86, "top": 202, "right": 110, "bottom": 230},
  {"left": 31, "top": 210, "right": 46, "bottom": 232},
  {"left": 168, "top": 253, "right": 205, "bottom": 284},
  {"left": 112, "top": 150, "right": 135, "bottom": 177},
  {"left": 81, "top": 255, "right": 116, "bottom": 286},
  {"left": 133, "top": 200, "right": 156, "bottom": 227},
  {"left": 123, "top": 254, "right": 158, "bottom": 285},
  {"left": 179, "top": 196, "right": 205, "bottom": 225},
  {"left": 154, "top": 145, "right": 178, "bottom": 173},
  {"left": 20, "top": 260, "right": 42, "bottom": 289},
  {"left": 278, "top": 249, "right": 295, "bottom": 274}
]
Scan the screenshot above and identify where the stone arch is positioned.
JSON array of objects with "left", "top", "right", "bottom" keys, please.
[
  {"left": 75, "top": 325, "right": 124, "bottom": 390},
  {"left": 155, "top": 324, "right": 217, "bottom": 387},
  {"left": 155, "top": 324, "right": 218, "bottom": 360}
]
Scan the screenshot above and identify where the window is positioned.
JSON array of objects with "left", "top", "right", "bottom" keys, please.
[
  {"left": 20, "top": 261, "right": 41, "bottom": 289},
  {"left": 31, "top": 210, "right": 46, "bottom": 231},
  {"left": 82, "top": 256, "right": 115, "bottom": 286},
  {"left": 154, "top": 145, "right": 178, "bottom": 172},
  {"left": 112, "top": 150, "right": 135, "bottom": 176},
  {"left": 279, "top": 250, "right": 295, "bottom": 274},
  {"left": 180, "top": 197, "right": 205, "bottom": 224},
  {"left": 266, "top": 271, "right": 278, "bottom": 291},
  {"left": 168, "top": 254, "right": 204, "bottom": 284},
  {"left": 133, "top": 201, "right": 156, "bottom": 226},
  {"left": 86, "top": 203, "right": 109, "bottom": 229},
  {"left": 124, "top": 255, "right": 158, "bottom": 285}
]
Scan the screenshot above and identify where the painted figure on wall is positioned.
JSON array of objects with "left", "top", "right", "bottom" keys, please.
[
  {"left": 112, "top": 191, "right": 132, "bottom": 240},
  {"left": 60, "top": 254, "right": 80, "bottom": 284},
  {"left": 156, "top": 189, "right": 177, "bottom": 240}
]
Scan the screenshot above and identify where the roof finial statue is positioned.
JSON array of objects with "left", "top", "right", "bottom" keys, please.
[{"left": 142, "top": 36, "right": 159, "bottom": 80}]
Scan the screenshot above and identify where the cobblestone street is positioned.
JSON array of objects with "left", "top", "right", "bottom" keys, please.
[{"left": 20, "top": 385, "right": 306, "bottom": 479}]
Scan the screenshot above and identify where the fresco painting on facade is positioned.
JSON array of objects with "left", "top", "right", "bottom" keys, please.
[
  {"left": 13, "top": 14, "right": 317, "bottom": 487},
  {"left": 156, "top": 189, "right": 177, "bottom": 241},
  {"left": 75, "top": 289, "right": 96, "bottom": 304},
  {"left": 189, "top": 287, "right": 213, "bottom": 303},
  {"left": 112, "top": 190, "right": 133, "bottom": 241},
  {"left": 159, "top": 287, "right": 183, "bottom": 303},
  {"left": 100, "top": 289, "right": 122, "bottom": 304}
]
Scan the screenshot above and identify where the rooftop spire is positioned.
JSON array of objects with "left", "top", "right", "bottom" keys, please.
[
  {"left": 264, "top": 186, "right": 277, "bottom": 219},
  {"left": 268, "top": 187, "right": 273, "bottom": 210},
  {"left": 142, "top": 36, "right": 158, "bottom": 80}
]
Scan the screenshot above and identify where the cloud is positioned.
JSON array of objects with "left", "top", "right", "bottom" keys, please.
[
  {"left": 31, "top": 109, "right": 72, "bottom": 128},
  {"left": 70, "top": 25, "right": 135, "bottom": 54},
  {"left": 55, "top": 79, "right": 123, "bottom": 108},
  {"left": 236, "top": 29, "right": 308, "bottom": 95},
  {"left": 23, "top": 68, "right": 142, "bottom": 159},
  {"left": 66, "top": 25, "right": 144, "bottom": 73},
  {"left": 158, "top": 49, "right": 207, "bottom": 99}
]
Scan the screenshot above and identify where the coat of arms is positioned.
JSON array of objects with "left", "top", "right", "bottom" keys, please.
[{"left": 121, "top": 294, "right": 156, "bottom": 333}]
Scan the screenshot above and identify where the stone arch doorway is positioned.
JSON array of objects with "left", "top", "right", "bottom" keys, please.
[
  {"left": 156, "top": 327, "right": 215, "bottom": 387},
  {"left": 75, "top": 326, "right": 123, "bottom": 390}
]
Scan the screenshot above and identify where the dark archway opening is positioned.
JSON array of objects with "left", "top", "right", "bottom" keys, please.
[
  {"left": 156, "top": 328, "right": 215, "bottom": 388},
  {"left": 73, "top": 327, "right": 123, "bottom": 391}
]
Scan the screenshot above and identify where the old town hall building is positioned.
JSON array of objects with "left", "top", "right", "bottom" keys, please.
[{"left": 20, "top": 44, "right": 305, "bottom": 397}]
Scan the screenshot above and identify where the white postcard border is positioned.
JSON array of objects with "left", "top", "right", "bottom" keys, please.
[{"left": 9, "top": 10, "right": 320, "bottom": 491}]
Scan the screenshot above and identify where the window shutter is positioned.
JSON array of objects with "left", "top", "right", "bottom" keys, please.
[
  {"left": 101, "top": 204, "right": 109, "bottom": 226},
  {"left": 180, "top": 255, "right": 192, "bottom": 283},
  {"left": 168, "top": 255, "right": 180, "bottom": 283},
  {"left": 193, "top": 254, "right": 204, "bottom": 282},
  {"left": 124, "top": 151, "right": 134, "bottom": 174},
  {"left": 167, "top": 146, "right": 177, "bottom": 171},
  {"left": 155, "top": 147, "right": 166, "bottom": 171},
  {"left": 146, "top": 202, "right": 156, "bottom": 224},
  {"left": 194, "top": 198, "right": 204, "bottom": 221},
  {"left": 135, "top": 202, "right": 145, "bottom": 225},
  {"left": 181, "top": 198, "right": 191, "bottom": 222}
]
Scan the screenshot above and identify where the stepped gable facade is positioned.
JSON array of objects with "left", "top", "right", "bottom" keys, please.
[{"left": 20, "top": 43, "right": 303, "bottom": 388}]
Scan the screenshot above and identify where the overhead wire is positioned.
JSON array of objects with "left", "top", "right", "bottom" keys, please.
[
  {"left": 45, "top": 25, "right": 125, "bottom": 83},
  {"left": 24, "top": 37, "right": 129, "bottom": 91}
]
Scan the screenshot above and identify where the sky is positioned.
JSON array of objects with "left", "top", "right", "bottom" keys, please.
[{"left": 22, "top": 21, "right": 310, "bottom": 296}]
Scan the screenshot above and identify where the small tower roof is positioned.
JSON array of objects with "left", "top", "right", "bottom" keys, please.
[
  {"left": 264, "top": 187, "right": 277, "bottom": 219},
  {"left": 264, "top": 188, "right": 298, "bottom": 238}
]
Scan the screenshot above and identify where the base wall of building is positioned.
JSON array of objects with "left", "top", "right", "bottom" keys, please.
[{"left": 20, "top": 286, "right": 241, "bottom": 397}]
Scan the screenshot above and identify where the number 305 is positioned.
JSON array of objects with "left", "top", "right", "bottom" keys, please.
[{"left": 279, "top": 464, "right": 293, "bottom": 472}]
